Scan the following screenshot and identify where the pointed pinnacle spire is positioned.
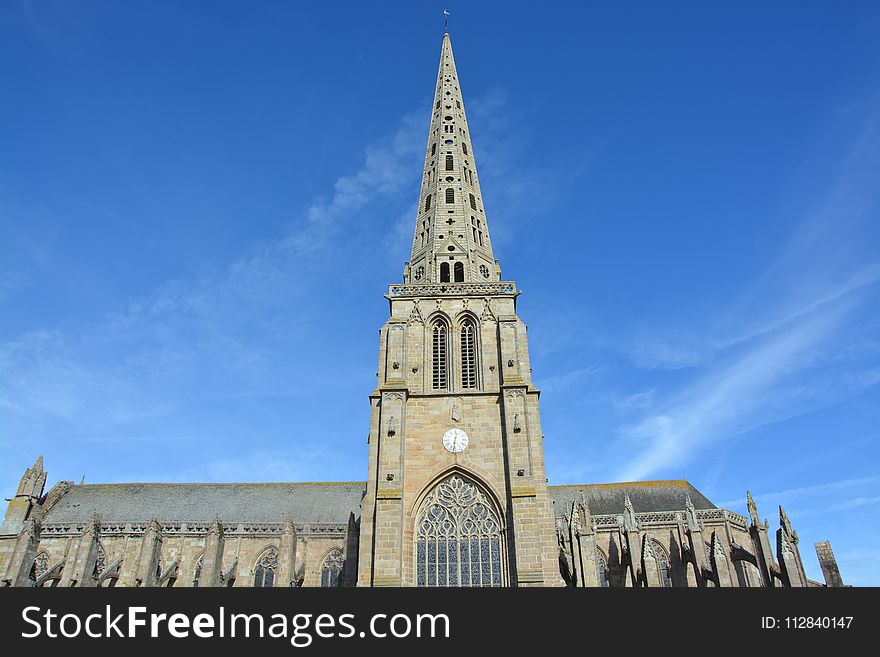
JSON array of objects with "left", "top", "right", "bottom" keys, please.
[
  {"left": 746, "top": 490, "right": 760, "bottom": 526},
  {"left": 406, "top": 30, "right": 498, "bottom": 285}
]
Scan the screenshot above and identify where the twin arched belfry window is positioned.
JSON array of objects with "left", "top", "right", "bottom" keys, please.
[{"left": 431, "top": 317, "right": 478, "bottom": 391}]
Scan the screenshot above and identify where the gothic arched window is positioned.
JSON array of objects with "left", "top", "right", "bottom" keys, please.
[
  {"left": 431, "top": 320, "right": 449, "bottom": 390},
  {"left": 253, "top": 548, "right": 278, "bottom": 588},
  {"left": 462, "top": 142, "right": 468, "bottom": 156},
  {"left": 453, "top": 260, "right": 464, "bottom": 282},
  {"left": 445, "top": 187, "right": 454, "bottom": 203},
  {"left": 431, "top": 142, "right": 436, "bottom": 156},
  {"left": 445, "top": 154, "right": 454, "bottom": 171},
  {"left": 424, "top": 194, "right": 432, "bottom": 212},
  {"left": 469, "top": 193, "right": 477, "bottom": 211},
  {"left": 459, "top": 319, "right": 477, "bottom": 388},
  {"left": 652, "top": 540, "right": 672, "bottom": 587},
  {"left": 321, "top": 548, "right": 344, "bottom": 587},
  {"left": 597, "top": 552, "right": 609, "bottom": 588},
  {"left": 415, "top": 474, "right": 505, "bottom": 587}
]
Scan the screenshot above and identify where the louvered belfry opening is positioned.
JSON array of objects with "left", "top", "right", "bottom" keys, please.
[
  {"left": 432, "top": 320, "right": 448, "bottom": 390},
  {"left": 460, "top": 320, "right": 477, "bottom": 388}
]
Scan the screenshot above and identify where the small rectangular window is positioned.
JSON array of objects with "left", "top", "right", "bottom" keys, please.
[
  {"left": 469, "top": 194, "right": 477, "bottom": 211},
  {"left": 425, "top": 194, "right": 432, "bottom": 211}
]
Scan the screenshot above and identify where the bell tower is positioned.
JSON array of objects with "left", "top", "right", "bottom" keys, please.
[{"left": 357, "top": 30, "right": 563, "bottom": 587}]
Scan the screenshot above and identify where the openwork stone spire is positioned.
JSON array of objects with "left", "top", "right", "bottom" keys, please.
[{"left": 407, "top": 32, "right": 498, "bottom": 285}]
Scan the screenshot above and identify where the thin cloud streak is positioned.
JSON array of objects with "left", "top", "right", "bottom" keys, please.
[
  {"left": 717, "top": 476, "right": 879, "bottom": 509},
  {"left": 615, "top": 276, "right": 875, "bottom": 482}
]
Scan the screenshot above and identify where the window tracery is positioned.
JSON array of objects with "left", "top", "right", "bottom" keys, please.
[
  {"left": 253, "top": 547, "right": 278, "bottom": 588},
  {"left": 415, "top": 475, "right": 504, "bottom": 587}
]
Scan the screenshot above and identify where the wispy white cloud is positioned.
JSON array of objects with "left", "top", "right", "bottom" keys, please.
[
  {"left": 536, "top": 365, "right": 603, "bottom": 394},
  {"left": 613, "top": 388, "right": 656, "bottom": 411},
  {"left": 0, "top": 107, "right": 428, "bottom": 444},
  {"left": 613, "top": 102, "right": 880, "bottom": 481},
  {"left": 717, "top": 476, "right": 878, "bottom": 509},
  {"left": 616, "top": 289, "right": 870, "bottom": 481}
]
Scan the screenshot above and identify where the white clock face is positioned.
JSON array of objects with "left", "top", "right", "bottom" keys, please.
[{"left": 442, "top": 428, "right": 469, "bottom": 453}]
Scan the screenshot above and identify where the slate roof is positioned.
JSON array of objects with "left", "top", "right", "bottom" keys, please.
[
  {"left": 549, "top": 480, "right": 716, "bottom": 518},
  {"left": 40, "top": 479, "right": 714, "bottom": 525},
  {"left": 42, "top": 482, "right": 366, "bottom": 525}
]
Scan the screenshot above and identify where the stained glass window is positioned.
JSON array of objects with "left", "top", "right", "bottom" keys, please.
[
  {"left": 321, "top": 548, "right": 345, "bottom": 587},
  {"left": 597, "top": 553, "right": 609, "bottom": 587},
  {"left": 415, "top": 475, "right": 505, "bottom": 587},
  {"left": 652, "top": 541, "right": 672, "bottom": 587},
  {"left": 253, "top": 547, "right": 278, "bottom": 588}
]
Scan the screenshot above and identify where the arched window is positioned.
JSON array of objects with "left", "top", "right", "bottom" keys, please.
[
  {"left": 597, "top": 552, "right": 609, "bottom": 588},
  {"left": 469, "top": 193, "right": 477, "bottom": 211},
  {"left": 453, "top": 261, "right": 464, "bottom": 282},
  {"left": 431, "top": 320, "right": 448, "bottom": 390},
  {"left": 431, "top": 143, "right": 436, "bottom": 156},
  {"left": 192, "top": 555, "right": 203, "bottom": 588},
  {"left": 416, "top": 475, "right": 505, "bottom": 587},
  {"left": 321, "top": 549, "right": 345, "bottom": 587},
  {"left": 445, "top": 154, "right": 454, "bottom": 171},
  {"left": 460, "top": 319, "right": 477, "bottom": 388},
  {"left": 440, "top": 261, "right": 450, "bottom": 283},
  {"left": 424, "top": 194, "right": 432, "bottom": 211},
  {"left": 445, "top": 188, "right": 454, "bottom": 203},
  {"left": 253, "top": 548, "right": 278, "bottom": 588},
  {"left": 652, "top": 540, "right": 672, "bottom": 587},
  {"left": 462, "top": 142, "right": 468, "bottom": 155}
]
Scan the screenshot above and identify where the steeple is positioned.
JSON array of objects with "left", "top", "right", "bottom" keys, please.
[{"left": 406, "top": 32, "right": 499, "bottom": 285}]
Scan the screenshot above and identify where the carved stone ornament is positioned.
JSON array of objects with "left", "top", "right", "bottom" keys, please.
[
  {"left": 507, "top": 359, "right": 515, "bottom": 367},
  {"left": 513, "top": 414, "right": 521, "bottom": 433},
  {"left": 392, "top": 361, "right": 400, "bottom": 370},
  {"left": 387, "top": 416, "right": 396, "bottom": 437}
]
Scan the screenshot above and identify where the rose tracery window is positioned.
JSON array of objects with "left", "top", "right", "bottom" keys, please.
[
  {"left": 253, "top": 547, "right": 278, "bottom": 587},
  {"left": 415, "top": 475, "right": 505, "bottom": 587}
]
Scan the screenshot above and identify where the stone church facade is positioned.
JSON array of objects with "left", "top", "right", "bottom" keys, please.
[{"left": 0, "top": 32, "right": 845, "bottom": 589}]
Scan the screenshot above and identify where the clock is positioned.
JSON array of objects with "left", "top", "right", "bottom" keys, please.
[{"left": 442, "top": 428, "right": 469, "bottom": 453}]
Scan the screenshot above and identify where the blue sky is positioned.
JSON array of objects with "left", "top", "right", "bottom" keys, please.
[{"left": 1, "top": 2, "right": 879, "bottom": 585}]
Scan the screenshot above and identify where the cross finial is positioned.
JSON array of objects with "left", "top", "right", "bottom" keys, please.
[{"left": 443, "top": 9, "right": 450, "bottom": 34}]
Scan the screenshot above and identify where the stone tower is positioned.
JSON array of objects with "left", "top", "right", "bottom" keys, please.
[{"left": 357, "top": 30, "right": 563, "bottom": 587}]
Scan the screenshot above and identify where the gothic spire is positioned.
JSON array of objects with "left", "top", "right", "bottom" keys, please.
[{"left": 407, "top": 32, "right": 498, "bottom": 285}]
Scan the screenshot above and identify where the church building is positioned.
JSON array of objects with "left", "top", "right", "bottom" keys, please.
[{"left": 0, "top": 30, "right": 845, "bottom": 589}]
